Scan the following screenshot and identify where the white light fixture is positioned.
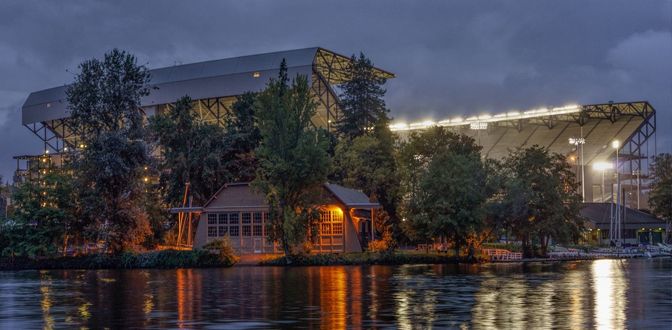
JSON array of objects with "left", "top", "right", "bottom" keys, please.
[
  {"left": 611, "top": 140, "right": 620, "bottom": 149},
  {"left": 592, "top": 162, "right": 613, "bottom": 171}
]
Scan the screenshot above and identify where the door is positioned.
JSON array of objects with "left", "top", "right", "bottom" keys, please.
[{"left": 253, "top": 238, "right": 262, "bottom": 253}]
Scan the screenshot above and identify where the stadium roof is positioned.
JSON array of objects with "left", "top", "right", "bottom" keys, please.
[
  {"left": 22, "top": 47, "right": 394, "bottom": 125},
  {"left": 393, "top": 101, "right": 656, "bottom": 168}
]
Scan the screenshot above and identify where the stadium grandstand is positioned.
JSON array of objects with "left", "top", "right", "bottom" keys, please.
[
  {"left": 391, "top": 101, "right": 657, "bottom": 211},
  {"left": 14, "top": 47, "right": 394, "bottom": 183}
]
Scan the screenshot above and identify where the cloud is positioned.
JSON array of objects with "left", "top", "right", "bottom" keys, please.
[{"left": 0, "top": 0, "right": 670, "bottom": 180}]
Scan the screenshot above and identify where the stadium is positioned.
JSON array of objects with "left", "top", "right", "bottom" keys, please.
[{"left": 13, "top": 48, "right": 665, "bottom": 245}]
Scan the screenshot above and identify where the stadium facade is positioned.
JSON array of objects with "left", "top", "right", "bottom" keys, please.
[
  {"left": 14, "top": 47, "right": 394, "bottom": 182},
  {"left": 391, "top": 101, "right": 657, "bottom": 210},
  {"left": 13, "top": 47, "right": 665, "bottom": 246}
]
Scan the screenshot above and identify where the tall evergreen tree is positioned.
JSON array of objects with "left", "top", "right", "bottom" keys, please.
[
  {"left": 66, "top": 49, "right": 152, "bottom": 252},
  {"left": 336, "top": 53, "right": 390, "bottom": 139},
  {"left": 254, "top": 59, "right": 331, "bottom": 257}
]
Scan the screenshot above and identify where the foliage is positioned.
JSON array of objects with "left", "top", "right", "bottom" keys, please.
[
  {"left": 2, "top": 172, "right": 77, "bottom": 258},
  {"left": 333, "top": 130, "right": 401, "bottom": 242},
  {"left": 332, "top": 52, "right": 401, "bottom": 243},
  {"left": 495, "top": 146, "right": 584, "bottom": 257},
  {"left": 0, "top": 249, "right": 237, "bottom": 270},
  {"left": 253, "top": 59, "right": 331, "bottom": 257},
  {"left": 66, "top": 49, "right": 153, "bottom": 253},
  {"left": 202, "top": 237, "right": 239, "bottom": 263},
  {"left": 259, "top": 250, "right": 484, "bottom": 266},
  {"left": 149, "top": 96, "right": 233, "bottom": 206},
  {"left": 367, "top": 231, "right": 395, "bottom": 253},
  {"left": 335, "top": 52, "right": 390, "bottom": 139},
  {"left": 401, "top": 127, "right": 488, "bottom": 257},
  {"left": 649, "top": 153, "right": 672, "bottom": 242},
  {"left": 649, "top": 153, "right": 672, "bottom": 220},
  {"left": 225, "top": 92, "right": 262, "bottom": 182}
]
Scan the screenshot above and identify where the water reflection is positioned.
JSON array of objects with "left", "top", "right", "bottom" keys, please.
[
  {"left": 592, "top": 259, "right": 628, "bottom": 329},
  {"left": 0, "top": 259, "right": 669, "bottom": 329}
]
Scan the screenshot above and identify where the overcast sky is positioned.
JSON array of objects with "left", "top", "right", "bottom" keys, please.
[{"left": 0, "top": 1, "right": 670, "bottom": 182}]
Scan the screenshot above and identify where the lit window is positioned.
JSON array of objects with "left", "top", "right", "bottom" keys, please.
[
  {"left": 332, "top": 223, "right": 343, "bottom": 235},
  {"left": 207, "top": 214, "right": 217, "bottom": 225}
]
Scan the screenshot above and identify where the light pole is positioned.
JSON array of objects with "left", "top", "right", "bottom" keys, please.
[
  {"left": 612, "top": 140, "right": 621, "bottom": 245},
  {"left": 592, "top": 162, "right": 613, "bottom": 202},
  {"left": 569, "top": 136, "right": 586, "bottom": 202}
]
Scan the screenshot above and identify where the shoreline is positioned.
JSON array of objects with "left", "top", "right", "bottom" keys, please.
[{"left": 2, "top": 252, "right": 668, "bottom": 271}]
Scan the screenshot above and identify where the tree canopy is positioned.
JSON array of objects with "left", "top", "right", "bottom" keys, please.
[{"left": 253, "top": 59, "right": 331, "bottom": 257}]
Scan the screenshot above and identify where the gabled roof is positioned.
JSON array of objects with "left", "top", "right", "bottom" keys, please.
[
  {"left": 324, "top": 183, "right": 380, "bottom": 208},
  {"left": 580, "top": 203, "right": 665, "bottom": 229}
]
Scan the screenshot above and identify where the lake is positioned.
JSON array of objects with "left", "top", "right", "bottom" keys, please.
[{"left": 0, "top": 258, "right": 670, "bottom": 329}]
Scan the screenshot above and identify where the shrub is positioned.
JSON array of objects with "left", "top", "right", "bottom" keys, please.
[{"left": 367, "top": 231, "right": 394, "bottom": 253}]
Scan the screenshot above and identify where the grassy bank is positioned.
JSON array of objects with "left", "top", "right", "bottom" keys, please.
[
  {"left": 0, "top": 249, "right": 238, "bottom": 271},
  {"left": 259, "top": 251, "right": 486, "bottom": 266}
]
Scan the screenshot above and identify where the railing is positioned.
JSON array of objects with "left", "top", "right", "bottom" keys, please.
[{"left": 482, "top": 248, "right": 522, "bottom": 261}]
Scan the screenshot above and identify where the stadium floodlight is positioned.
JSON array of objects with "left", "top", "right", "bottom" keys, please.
[
  {"left": 592, "top": 162, "right": 613, "bottom": 171},
  {"left": 389, "top": 122, "right": 410, "bottom": 131}
]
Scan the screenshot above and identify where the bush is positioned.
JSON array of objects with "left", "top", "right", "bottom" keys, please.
[
  {"left": 259, "top": 251, "right": 485, "bottom": 266},
  {"left": 367, "top": 231, "right": 394, "bottom": 253},
  {"left": 0, "top": 248, "right": 238, "bottom": 270}
]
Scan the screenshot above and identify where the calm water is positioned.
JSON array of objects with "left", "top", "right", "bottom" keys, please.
[{"left": 0, "top": 259, "right": 670, "bottom": 329}]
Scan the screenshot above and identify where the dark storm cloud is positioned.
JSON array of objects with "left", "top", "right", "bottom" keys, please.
[{"left": 0, "top": 0, "right": 670, "bottom": 181}]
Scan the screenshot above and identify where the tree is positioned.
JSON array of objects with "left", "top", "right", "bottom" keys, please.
[
  {"left": 336, "top": 53, "right": 390, "bottom": 140},
  {"left": 498, "top": 146, "right": 584, "bottom": 257},
  {"left": 66, "top": 49, "right": 152, "bottom": 253},
  {"left": 2, "top": 172, "right": 77, "bottom": 257},
  {"left": 333, "top": 129, "right": 401, "bottom": 243},
  {"left": 400, "top": 127, "right": 487, "bottom": 256},
  {"left": 332, "top": 52, "right": 401, "bottom": 243},
  {"left": 150, "top": 96, "right": 232, "bottom": 206},
  {"left": 254, "top": 59, "right": 331, "bottom": 257},
  {"left": 649, "top": 153, "right": 672, "bottom": 242},
  {"left": 225, "top": 91, "right": 261, "bottom": 182}
]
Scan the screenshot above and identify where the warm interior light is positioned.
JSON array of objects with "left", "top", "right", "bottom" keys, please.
[{"left": 252, "top": 72, "right": 261, "bottom": 78}]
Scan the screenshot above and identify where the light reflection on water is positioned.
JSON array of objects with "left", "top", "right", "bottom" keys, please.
[{"left": 0, "top": 258, "right": 670, "bottom": 329}]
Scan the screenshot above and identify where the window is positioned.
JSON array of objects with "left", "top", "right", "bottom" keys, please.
[
  {"left": 253, "top": 225, "right": 263, "bottom": 236},
  {"left": 229, "top": 213, "right": 239, "bottom": 224},
  {"left": 242, "top": 225, "right": 252, "bottom": 236},
  {"left": 229, "top": 225, "right": 239, "bottom": 236},
  {"left": 321, "top": 223, "right": 331, "bottom": 235},
  {"left": 218, "top": 226, "right": 227, "bottom": 236},
  {"left": 218, "top": 213, "right": 228, "bottom": 225},
  {"left": 263, "top": 212, "right": 269, "bottom": 222},
  {"left": 207, "top": 213, "right": 217, "bottom": 225},
  {"left": 332, "top": 223, "right": 343, "bottom": 235},
  {"left": 242, "top": 212, "right": 252, "bottom": 224},
  {"left": 253, "top": 212, "right": 262, "bottom": 224},
  {"left": 207, "top": 226, "right": 218, "bottom": 237}
]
